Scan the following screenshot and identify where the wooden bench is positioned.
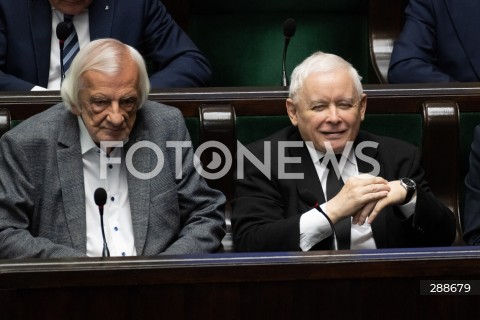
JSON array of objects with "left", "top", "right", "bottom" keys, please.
[{"left": 2, "top": 83, "right": 479, "bottom": 248}]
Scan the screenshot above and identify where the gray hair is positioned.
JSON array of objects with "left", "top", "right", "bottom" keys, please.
[
  {"left": 288, "top": 51, "right": 363, "bottom": 102},
  {"left": 60, "top": 38, "right": 150, "bottom": 111}
]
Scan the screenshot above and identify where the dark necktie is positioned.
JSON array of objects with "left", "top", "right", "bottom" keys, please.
[
  {"left": 62, "top": 14, "right": 80, "bottom": 73},
  {"left": 326, "top": 158, "right": 351, "bottom": 249}
]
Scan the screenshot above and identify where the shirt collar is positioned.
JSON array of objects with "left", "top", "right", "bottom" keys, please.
[
  {"left": 77, "top": 117, "right": 129, "bottom": 155},
  {"left": 77, "top": 116, "right": 98, "bottom": 155},
  {"left": 305, "top": 141, "right": 357, "bottom": 167},
  {"left": 51, "top": 7, "right": 89, "bottom": 20}
]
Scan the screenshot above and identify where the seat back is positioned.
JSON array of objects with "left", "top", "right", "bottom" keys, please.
[
  {"left": 368, "top": 0, "right": 408, "bottom": 83},
  {"left": 188, "top": 0, "right": 369, "bottom": 86}
]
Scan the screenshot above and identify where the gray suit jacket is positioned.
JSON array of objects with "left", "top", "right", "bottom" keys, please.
[{"left": 0, "top": 101, "right": 225, "bottom": 258}]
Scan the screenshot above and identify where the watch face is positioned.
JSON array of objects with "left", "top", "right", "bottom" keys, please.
[{"left": 402, "top": 178, "right": 416, "bottom": 188}]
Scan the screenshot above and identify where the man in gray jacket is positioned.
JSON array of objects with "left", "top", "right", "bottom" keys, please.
[{"left": 0, "top": 38, "right": 225, "bottom": 258}]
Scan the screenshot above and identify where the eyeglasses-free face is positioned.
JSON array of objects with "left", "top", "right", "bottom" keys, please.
[{"left": 286, "top": 69, "right": 366, "bottom": 154}]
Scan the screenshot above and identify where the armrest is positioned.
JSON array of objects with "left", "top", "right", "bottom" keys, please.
[
  {"left": 422, "top": 100, "right": 463, "bottom": 245},
  {"left": 0, "top": 108, "right": 11, "bottom": 137},
  {"left": 199, "top": 104, "right": 236, "bottom": 252}
]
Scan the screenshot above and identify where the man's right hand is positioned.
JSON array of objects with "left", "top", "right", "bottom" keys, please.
[{"left": 325, "top": 174, "right": 390, "bottom": 224}]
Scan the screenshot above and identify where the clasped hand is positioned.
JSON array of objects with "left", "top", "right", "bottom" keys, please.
[{"left": 325, "top": 174, "right": 408, "bottom": 226}]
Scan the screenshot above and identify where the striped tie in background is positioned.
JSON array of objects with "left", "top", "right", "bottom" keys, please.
[{"left": 62, "top": 14, "right": 80, "bottom": 73}]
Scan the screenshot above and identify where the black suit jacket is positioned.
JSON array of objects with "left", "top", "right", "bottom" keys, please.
[
  {"left": 232, "top": 126, "right": 456, "bottom": 252},
  {"left": 463, "top": 125, "right": 480, "bottom": 245}
]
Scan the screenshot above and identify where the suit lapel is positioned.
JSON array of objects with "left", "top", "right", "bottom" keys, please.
[
  {"left": 56, "top": 109, "right": 152, "bottom": 254},
  {"left": 287, "top": 130, "right": 326, "bottom": 207},
  {"left": 57, "top": 113, "right": 86, "bottom": 252},
  {"left": 444, "top": 0, "right": 480, "bottom": 80},
  {"left": 125, "top": 119, "right": 151, "bottom": 255},
  {"left": 355, "top": 131, "right": 381, "bottom": 176},
  {"left": 29, "top": 0, "right": 52, "bottom": 87},
  {"left": 88, "top": 0, "right": 114, "bottom": 39}
]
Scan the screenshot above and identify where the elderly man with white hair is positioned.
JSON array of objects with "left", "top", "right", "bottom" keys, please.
[
  {"left": 0, "top": 38, "right": 225, "bottom": 258},
  {"left": 232, "top": 51, "right": 455, "bottom": 252}
]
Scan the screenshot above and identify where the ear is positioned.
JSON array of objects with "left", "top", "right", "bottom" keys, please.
[
  {"left": 70, "top": 104, "right": 81, "bottom": 116},
  {"left": 359, "top": 94, "right": 367, "bottom": 122},
  {"left": 286, "top": 98, "right": 298, "bottom": 126}
]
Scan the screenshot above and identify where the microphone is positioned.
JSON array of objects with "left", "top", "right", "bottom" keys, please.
[
  {"left": 281, "top": 18, "right": 296, "bottom": 87},
  {"left": 94, "top": 188, "right": 110, "bottom": 257},
  {"left": 299, "top": 189, "right": 338, "bottom": 250},
  {"left": 56, "top": 22, "right": 69, "bottom": 83}
]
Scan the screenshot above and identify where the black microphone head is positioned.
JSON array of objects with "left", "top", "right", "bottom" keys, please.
[
  {"left": 283, "top": 18, "right": 297, "bottom": 39},
  {"left": 299, "top": 189, "right": 318, "bottom": 207},
  {"left": 56, "top": 22, "right": 69, "bottom": 42},
  {"left": 94, "top": 188, "right": 107, "bottom": 207}
]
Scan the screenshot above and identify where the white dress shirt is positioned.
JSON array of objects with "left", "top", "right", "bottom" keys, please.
[
  {"left": 33, "top": 9, "right": 90, "bottom": 91},
  {"left": 299, "top": 143, "right": 416, "bottom": 251},
  {"left": 78, "top": 117, "right": 137, "bottom": 257}
]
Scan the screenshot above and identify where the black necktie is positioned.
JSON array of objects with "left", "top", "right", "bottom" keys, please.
[
  {"left": 326, "top": 157, "right": 351, "bottom": 249},
  {"left": 62, "top": 14, "right": 80, "bottom": 73}
]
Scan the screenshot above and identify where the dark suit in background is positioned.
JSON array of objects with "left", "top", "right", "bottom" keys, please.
[
  {"left": 0, "top": 0, "right": 212, "bottom": 90},
  {"left": 463, "top": 125, "right": 480, "bottom": 245},
  {"left": 232, "top": 126, "right": 456, "bottom": 252},
  {"left": 388, "top": 0, "right": 480, "bottom": 83}
]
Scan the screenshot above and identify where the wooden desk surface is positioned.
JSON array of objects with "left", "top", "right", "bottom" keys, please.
[{"left": 1, "top": 247, "right": 479, "bottom": 319}]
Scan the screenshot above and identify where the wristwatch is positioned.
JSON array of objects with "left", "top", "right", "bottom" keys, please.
[{"left": 400, "top": 178, "right": 416, "bottom": 205}]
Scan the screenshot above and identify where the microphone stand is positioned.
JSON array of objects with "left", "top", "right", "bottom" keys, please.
[
  {"left": 315, "top": 203, "right": 339, "bottom": 250},
  {"left": 281, "top": 18, "right": 296, "bottom": 86},
  {"left": 281, "top": 37, "right": 290, "bottom": 87},
  {"left": 56, "top": 21, "right": 69, "bottom": 85},
  {"left": 59, "top": 41, "right": 65, "bottom": 84},
  {"left": 299, "top": 190, "right": 338, "bottom": 250},
  {"left": 99, "top": 205, "right": 110, "bottom": 257}
]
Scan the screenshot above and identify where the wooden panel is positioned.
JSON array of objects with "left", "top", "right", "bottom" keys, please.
[
  {"left": 1, "top": 247, "right": 480, "bottom": 318},
  {"left": 4, "top": 83, "right": 480, "bottom": 121}
]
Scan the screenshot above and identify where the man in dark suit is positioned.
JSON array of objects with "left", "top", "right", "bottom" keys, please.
[
  {"left": 388, "top": 0, "right": 480, "bottom": 83},
  {"left": 0, "top": 0, "right": 211, "bottom": 90},
  {"left": 0, "top": 38, "right": 225, "bottom": 258},
  {"left": 463, "top": 125, "right": 480, "bottom": 245},
  {"left": 232, "top": 51, "right": 455, "bottom": 252}
]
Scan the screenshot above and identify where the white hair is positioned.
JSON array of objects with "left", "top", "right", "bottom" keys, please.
[
  {"left": 60, "top": 38, "right": 150, "bottom": 112},
  {"left": 288, "top": 51, "right": 363, "bottom": 102}
]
